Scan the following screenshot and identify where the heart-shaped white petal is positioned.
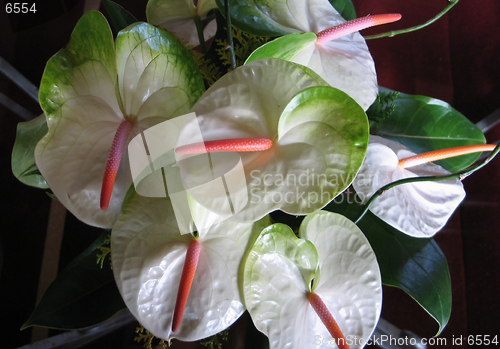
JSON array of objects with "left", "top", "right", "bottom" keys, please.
[
  {"left": 245, "top": 0, "right": 377, "bottom": 110},
  {"left": 35, "top": 12, "right": 205, "bottom": 228},
  {"left": 243, "top": 211, "right": 382, "bottom": 349},
  {"left": 300, "top": 211, "right": 382, "bottom": 346},
  {"left": 179, "top": 58, "right": 368, "bottom": 222},
  {"left": 112, "top": 188, "right": 269, "bottom": 341},
  {"left": 146, "top": 0, "right": 217, "bottom": 47},
  {"left": 352, "top": 140, "right": 466, "bottom": 237}
]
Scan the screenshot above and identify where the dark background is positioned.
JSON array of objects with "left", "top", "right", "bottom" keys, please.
[{"left": 1, "top": 0, "right": 499, "bottom": 348}]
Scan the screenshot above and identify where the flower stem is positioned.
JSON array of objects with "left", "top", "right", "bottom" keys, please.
[
  {"left": 224, "top": 0, "right": 237, "bottom": 70},
  {"left": 194, "top": 15, "right": 207, "bottom": 54},
  {"left": 365, "top": 0, "right": 460, "bottom": 40},
  {"left": 354, "top": 142, "right": 500, "bottom": 223}
]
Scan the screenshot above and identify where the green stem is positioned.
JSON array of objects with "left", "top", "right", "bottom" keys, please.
[
  {"left": 224, "top": 0, "right": 237, "bottom": 70},
  {"left": 354, "top": 142, "right": 500, "bottom": 224},
  {"left": 193, "top": 16, "right": 207, "bottom": 54},
  {"left": 365, "top": 0, "right": 459, "bottom": 40}
]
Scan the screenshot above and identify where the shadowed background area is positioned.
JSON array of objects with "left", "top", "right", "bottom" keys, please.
[{"left": 0, "top": 0, "right": 499, "bottom": 348}]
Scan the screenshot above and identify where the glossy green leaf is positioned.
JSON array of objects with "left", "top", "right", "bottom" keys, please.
[
  {"left": 215, "top": 0, "right": 297, "bottom": 37},
  {"left": 112, "top": 188, "right": 268, "bottom": 341},
  {"left": 12, "top": 114, "right": 48, "bottom": 189},
  {"left": 371, "top": 87, "right": 486, "bottom": 172},
  {"left": 21, "top": 231, "right": 125, "bottom": 330},
  {"left": 102, "top": 0, "right": 137, "bottom": 33},
  {"left": 216, "top": 0, "right": 342, "bottom": 37},
  {"left": 328, "top": 0, "right": 356, "bottom": 21},
  {"left": 357, "top": 211, "right": 452, "bottom": 335}
]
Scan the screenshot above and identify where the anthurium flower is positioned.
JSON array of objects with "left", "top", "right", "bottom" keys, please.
[
  {"left": 111, "top": 187, "right": 269, "bottom": 341},
  {"left": 146, "top": 0, "right": 217, "bottom": 48},
  {"left": 34, "top": 11, "right": 205, "bottom": 228},
  {"left": 177, "top": 58, "right": 369, "bottom": 222},
  {"left": 243, "top": 211, "right": 382, "bottom": 349},
  {"left": 242, "top": 0, "right": 400, "bottom": 110},
  {"left": 352, "top": 137, "right": 467, "bottom": 237}
]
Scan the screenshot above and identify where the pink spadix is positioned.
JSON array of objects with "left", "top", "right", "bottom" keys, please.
[
  {"left": 307, "top": 292, "right": 350, "bottom": 349},
  {"left": 175, "top": 137, "right": 273, "bottom": 154},
  {"left": 172, "top": 239, "right": 201, "bottom": 333},
  {"left": 316, "top": 14, "right": 402, "bottom": 45},
  {"left": 398, "top": 144, "right": 497, "bottom": 169},
  {"left": 100, "top": 120, "right": 132, "bottom": 210}
]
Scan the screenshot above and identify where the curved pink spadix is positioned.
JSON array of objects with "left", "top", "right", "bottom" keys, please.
[
  {"left": 398, "top": 144, "right": 497, "bottom": 169},
  {"left": 316, "top": 14, "right": 402, "bottom": 45},
  {"left": 175, "top": 137, "right": 273, "bottom": 154},
  {"left": 172, "top": 239, "right": 201, "bottom": 333},
  {"left": 100, "top": 120, "right": 132, "bottom": 210},
  {"left": 307, "top": 292, "right": 349, "bottom": 349}
]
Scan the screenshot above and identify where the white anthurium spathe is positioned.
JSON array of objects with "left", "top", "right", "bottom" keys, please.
[
  {"left": 34, "top": 11, "right": 205, "bottom": 228},
  {"left": 177, "top": 58, "right": 369, "bottom": 223},
  {"left": 243, "top": 211, "right": 382, "bottom": 349},
  {"left": 112, "top": 187, "right": 270, "bottom": 341},
  {"left": 147, "top": 0, "right": 217, "bottom": 47},
  {"left": 244, "top": 0, "right": 379, "bottom": 110},
  {"left": 352, "top": 136, "right": 466, "bottom": 237}
]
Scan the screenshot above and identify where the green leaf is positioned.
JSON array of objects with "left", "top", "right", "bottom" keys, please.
[
  {"left": 216, "top": 0, "right": 345, "bottom": 37},
  {"left": 371, "top": 87, "right": 486, "bottom": 172},
  {"left": 357, "top": 211, "right": 452, "bottom": 335},
  {"left": 245, "top": 33, "right": 317, "bottom": 64},
  {"left": 12, "top": 114, "right": 49, "bottom": 189},
  {"left": 215, "top": 0, "right": 298, "bottom": 37},
  {"left": 21, "top": 232, "right": 125, "bottom": 330},
  {"left": 102, "top": 0, "right": 138, "bottom": 33},
  {"left": 328, "top": 0, "right": 356, "bottom": 20}
]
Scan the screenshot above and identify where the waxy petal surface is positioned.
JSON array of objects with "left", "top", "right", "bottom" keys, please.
[
  {"left": 300, "top": 211, "right": 382, "bottom": 346},
  {"left": 244, "top": 212, "right": 381, "bottom": 349},
  {"left": 147, "top": 0, "right": 217, "bottom": 47},
  {"left": 246, "top": 22, "right": 377, "bottom": 110},
  {"left": 35, "top": 12, "right": 204, "bottom": 228},
  {"left": 181, "top": 58, "right": 368, "bottom": 222},
  {"left": 112, "top": 188, "right": 269, "bottom": 341},
  {"left": 35, "top": 12, "right": 124, "bottom": 227},
  {"left": 116, "top": 22, "right": 205, "bottom": 120},
  {"left": 352, "top": 139, "right": 466, "bottom": 237}
]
